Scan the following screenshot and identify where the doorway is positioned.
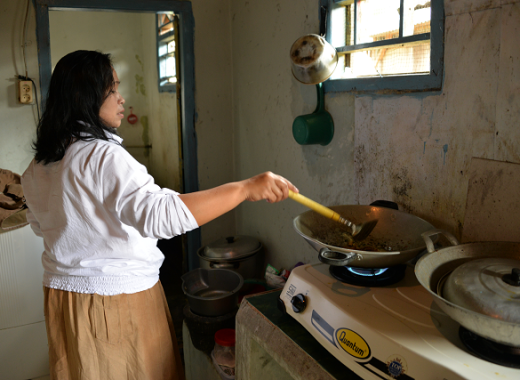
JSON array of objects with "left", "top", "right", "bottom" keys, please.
[{"left": 33, "top": 0, "right": 200, "bottom": 357}]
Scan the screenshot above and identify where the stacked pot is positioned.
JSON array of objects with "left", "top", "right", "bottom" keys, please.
[{"left": 197, "top": 235, "right": 265, "bottom": 281}]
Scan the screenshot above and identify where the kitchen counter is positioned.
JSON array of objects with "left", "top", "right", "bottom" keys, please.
[{"left": 236, "top": 290, "right": 360, "bottom": 380}]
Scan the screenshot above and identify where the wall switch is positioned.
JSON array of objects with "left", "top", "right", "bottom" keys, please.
[{"left": 18, "top": 80, "right": 33, "bottom": 104}]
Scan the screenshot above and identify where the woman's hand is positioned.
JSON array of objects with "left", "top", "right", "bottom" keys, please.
[
  {"left": 178, "top": 172, "right": 298, "bottom": 226},
  {"left": 243, "top": 172, "right": 298, "bottom": 203}
]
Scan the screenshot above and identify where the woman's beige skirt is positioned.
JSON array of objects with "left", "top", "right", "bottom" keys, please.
[{"left": 44, "top": 281, "right": 185, "bottom": 380}]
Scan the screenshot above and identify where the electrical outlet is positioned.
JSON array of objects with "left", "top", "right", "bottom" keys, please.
[{"left": 18, "top": 80, "right": 33, "bottom": 104}]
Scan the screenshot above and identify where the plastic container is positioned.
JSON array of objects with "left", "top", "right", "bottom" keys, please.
[{"left": 212, "top": 328, "right": 236, "bottom": 379}]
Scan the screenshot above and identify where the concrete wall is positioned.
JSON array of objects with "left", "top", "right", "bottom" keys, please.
[
  {"left": 355, "top": 0, "right": 520, "bottom": 238},
  {"left": 230, "top": 0, "right": 520, "bottom": 271},
  {"left": 0, "top": 2, "right": 47, "bottom": 377},
  {"left": 1, "top": 0, "right": 40, "bottom": 176},
  {"left": 192, "top": 0, "right": 236, "bottom": 243}
]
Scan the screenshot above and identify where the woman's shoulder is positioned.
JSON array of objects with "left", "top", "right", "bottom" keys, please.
[
  {"left": 68, "top": 138, "right": 139, "bottom": 169},
  {"left": 71, "top": 137, "right": 127, "bottom": 157}
]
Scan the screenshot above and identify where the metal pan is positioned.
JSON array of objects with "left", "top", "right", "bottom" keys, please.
[
  {"left": 293, "top": 204, "right": 436, "bottom": 268},
  {"left": 415, "top": 229, "right": 520, "bottom": 347}
]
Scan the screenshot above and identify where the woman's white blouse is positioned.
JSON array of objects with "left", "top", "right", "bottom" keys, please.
[{"left": 21, "top": 132, "right": 198, "bottom": 295}]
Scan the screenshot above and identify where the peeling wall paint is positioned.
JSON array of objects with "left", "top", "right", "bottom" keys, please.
[
  {"left": 135, "top": 74, "right": 146, "bottom": 96},
  {"left": 354, "top": 1, "right": 520, "bottom": 240},
  {"left": 135, "top": 54, "right": 144, "bottom": 71},
  {"left": 141, "top": 115, "right": 150, "bottom": 157}
]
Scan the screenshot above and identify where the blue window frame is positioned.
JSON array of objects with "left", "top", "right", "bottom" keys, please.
[
  {"left": 157, "top": 13, "right": 177, "bottom": 93},
  {"left": 321, "top": 0, "right": 444, "bottom": 93}
]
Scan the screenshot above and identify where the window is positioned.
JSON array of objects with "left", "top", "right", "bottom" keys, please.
[
  {"left": 157, "top": 13, "right": 177, "bottom": 92},
  {"left": 323, "top": 0, "right": 444, "bottom": 93}
]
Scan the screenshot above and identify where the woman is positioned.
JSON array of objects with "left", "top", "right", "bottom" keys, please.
[{"left": 21, "top": 50, "right": 297, "bottom": 380}]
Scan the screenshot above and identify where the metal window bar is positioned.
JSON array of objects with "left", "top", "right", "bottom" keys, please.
[
  {"left": 354, "top": 0, "right": 356, "bottom": 47},
  {"left": 399, "top": 0, "right": 404, "bottom": 38},
  {"left": 332, "top": 0, "right": 430, "bottom": 54},
  {"left": 336, "top": 33, "right": 430, "bottom": 54}
]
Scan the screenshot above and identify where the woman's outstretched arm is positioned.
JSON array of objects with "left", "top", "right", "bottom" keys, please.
[{"left": 178, "top": 172, "right": 298, "bottom": 226}]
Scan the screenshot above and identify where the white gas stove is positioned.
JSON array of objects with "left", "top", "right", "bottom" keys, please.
[{"left": 279, "top": 262, "right": 520, "bottom": 380}]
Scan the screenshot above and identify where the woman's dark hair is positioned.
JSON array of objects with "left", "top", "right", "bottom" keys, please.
[{"left": 33, "top": 50, "right": 119, "bottom": 164}]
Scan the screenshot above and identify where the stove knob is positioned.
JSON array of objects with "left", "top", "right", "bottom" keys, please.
[
  {"left": 291, "top": 293, "right": 307, "bottom": 313},
  {"left": 277, "top": 298, "right": 287, "bottom": 315}
]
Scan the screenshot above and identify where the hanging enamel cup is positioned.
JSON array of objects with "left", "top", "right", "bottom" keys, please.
[{"left": 290, "top": 34, "right": 338, "bottom": 85}]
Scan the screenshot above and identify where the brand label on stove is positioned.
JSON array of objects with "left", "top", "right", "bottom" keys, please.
[
  {"left": 335, "top": 328, "right": 370, "bottom": 359},
  {"left": 385, "top": 355, "right": 408, "bottom": 378}
]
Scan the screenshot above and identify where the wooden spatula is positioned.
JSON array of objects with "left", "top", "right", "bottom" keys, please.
[{"left": 288, "top": 190, "right": 378, "bottom": 241}]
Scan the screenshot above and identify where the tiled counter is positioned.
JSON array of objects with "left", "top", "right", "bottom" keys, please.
[{"left": 236, "top": 290, "right": 356, "bottom": 380}]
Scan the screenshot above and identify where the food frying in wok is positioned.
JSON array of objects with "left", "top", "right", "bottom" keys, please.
[{"left": 315, "top": 227, "right": 391, "bottom": 252}]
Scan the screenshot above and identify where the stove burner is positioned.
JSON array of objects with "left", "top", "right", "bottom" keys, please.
[
  {"left": 347, "top": 267, "right": 388, "bottom": 276},
  {"left": 329, "top": 264, "right": 406, "bottom": 287},
  {"left": 459, "top": 326, "right": 520, "bottom": 369}
]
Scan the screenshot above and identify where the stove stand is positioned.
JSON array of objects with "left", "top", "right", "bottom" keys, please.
[
  {"left": 459, "top": 326, "right": 520, "bottom": 369},
  {"left": 329, "top": 264, "right": 406, "bottom": 287}
]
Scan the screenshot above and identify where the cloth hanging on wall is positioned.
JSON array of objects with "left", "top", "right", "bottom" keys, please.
[{"left": 0, "top": 169, "right": 28, "bottom": 232}]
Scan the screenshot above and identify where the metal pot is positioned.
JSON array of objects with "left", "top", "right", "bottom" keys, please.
[
  {"left": 415, "top": 229, "right": 520, "bottom": 347},
  {"left": 293, "top": 204, "right": 437, "bottom": 268},
  {"left": 181, "top": 268, "right": 243, "bottom": 317},
  {"left": 197, "top": 236, "right": 264, "bottom": 280},
  {"left": 290, "top": 34, "right": 338, "bottom": 85}
]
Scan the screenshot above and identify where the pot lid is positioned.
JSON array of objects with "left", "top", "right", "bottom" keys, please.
[
  {"left": 442, "top": 258, "right": 520, "bottom": 324},
  {"left": 198, "top": 235, "right": 262, "bottom": 260}
]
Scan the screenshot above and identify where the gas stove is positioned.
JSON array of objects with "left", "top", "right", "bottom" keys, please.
[{"left": 279, "top": 262, "right": 520, "bottom": 380}]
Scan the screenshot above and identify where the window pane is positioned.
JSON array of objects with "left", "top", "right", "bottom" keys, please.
[
  {"left": 160, "top": 22, "right": 174, "bottom": 36},
  {"left": 166, "top": 56, "right": 176, "bottom": 77},
  {"left": 402, "top": 0, "right": 431, "bottom": 37},
  {"left": 158, "top": 43, "right": 167, "bottom": 57},
  {"left": 352, "top": 41, "right": 430, "bottom": 76},
  {"left": 159, "top": 57, "right": 167, "bottom": 79},
  {"left": 331, "top": 2, "right": 354, "bottom": 47},
  {"left": 332, "top": 40, "right": 430, "bottom": 79},
  {"left": 356, "top": 0, "right": 400, "bottom": 44},
  {"left": 158, "top": 13, "right": 174, "bottom": 28},
  {"left": 167, "top": 40, "right": 175, "bottom": 54}
]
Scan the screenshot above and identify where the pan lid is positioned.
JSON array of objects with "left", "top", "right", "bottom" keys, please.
[
  {"left": 198, "top": 235, "right": 262, "bottom": 261},
  {"left": 442, "top": 258, "right": 520, "bottom": 324}
]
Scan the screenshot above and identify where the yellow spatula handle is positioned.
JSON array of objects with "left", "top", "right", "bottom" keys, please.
[{"left": 288, "top": 190, "right": 344, "bottom": 223}]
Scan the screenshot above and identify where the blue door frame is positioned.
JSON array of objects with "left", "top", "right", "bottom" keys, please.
[{"left": 33, "top": 0, "right": 201, "bottom": 270}]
